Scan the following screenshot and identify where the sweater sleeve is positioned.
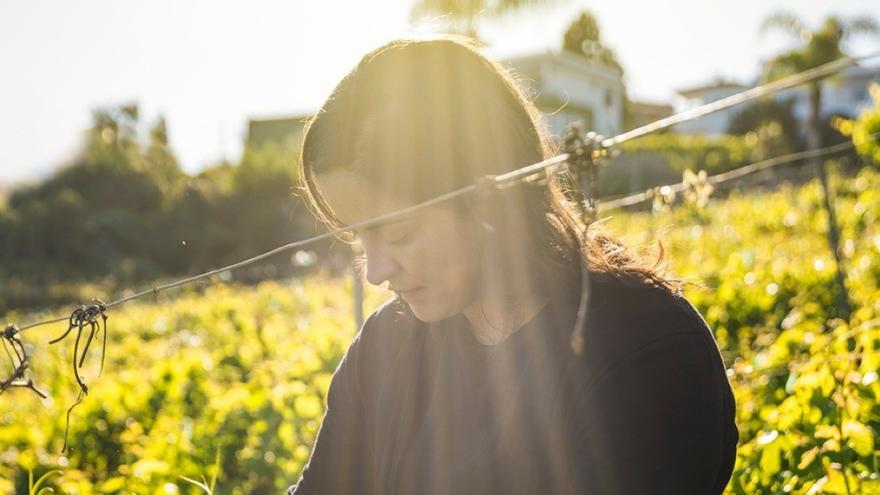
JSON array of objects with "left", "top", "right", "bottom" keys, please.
[
  {"left": 287, "top": 321, "right": 373, "bottom": 495},
  {"left": 569, "top": 331, "right": 733, "bottom": 495}
]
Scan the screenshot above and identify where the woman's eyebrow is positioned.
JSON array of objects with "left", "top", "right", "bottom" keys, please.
[
  {"left": 381, "top": 217, "right": 412, "bottom": 228},
  {"left": 355, "top": 216, "right": 413, "bottom": 234}
]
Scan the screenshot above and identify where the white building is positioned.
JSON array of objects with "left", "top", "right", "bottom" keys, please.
[
  {"left": 775, "top": 64, "right": 878, "bottom": 123},
  {"left": 502, "top": 50, "right": 626, "bottom": 139},
  {"left": 672, "top": 79, "right": 749, "bottom": 135},
  {"left": 672, "top": 63, "right": 880, "bottom": 136}
]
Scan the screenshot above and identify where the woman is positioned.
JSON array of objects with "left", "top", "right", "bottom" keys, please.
[{"left": 288, "top": 36, "right": 738, "bottom": 494}]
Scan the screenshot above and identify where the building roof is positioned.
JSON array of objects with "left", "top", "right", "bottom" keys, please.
[
  {"left": 629, "top": 99, "right": 673, "bottom": 113},
  {"left": 246, "top": 114, "right": 311, "bottom": 149},
  {"left": 676, "top": 79, "right": 749, "bottom": 98},
  {"left": 503, "top": 49, "right": 624, "bottom": 82}
]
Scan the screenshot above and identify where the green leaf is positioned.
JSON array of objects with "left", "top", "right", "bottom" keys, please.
[
  {"left": 797, "top": 447, "right": 819, "bottom": 470},
  {"left": 842, "top": 420, "right": 874, "bottom": 457}
]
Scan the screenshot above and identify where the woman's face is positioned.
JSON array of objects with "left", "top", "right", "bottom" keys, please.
[{"left": 317, "top": 169, "right": 485, "bottom": 322}]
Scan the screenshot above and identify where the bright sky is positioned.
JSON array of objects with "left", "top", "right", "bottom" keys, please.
[{"left": 1, "top": 0, "right": 878, "bottom": 185}]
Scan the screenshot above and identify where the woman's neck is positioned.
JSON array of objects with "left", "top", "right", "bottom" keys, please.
[{"left": 462, "top": 290, "right": 549, "bottom": 346}]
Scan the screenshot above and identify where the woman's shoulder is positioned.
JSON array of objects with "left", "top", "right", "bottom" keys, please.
[
  {"left": 578, "top": 271, "right": 721, "bottom": 381},
  {"left": 563, "top": 277, "right": 738, "bottom": 495},
  {"left": 349, "top": 296, "right": 425, "bottom": 364},
  {"left": 361, "top": 296, "right": 423, "bottom": 339}
]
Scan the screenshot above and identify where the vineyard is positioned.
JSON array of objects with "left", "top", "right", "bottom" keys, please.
[{"left": 2, "top": 162, "right": 880, "bottom": 494}]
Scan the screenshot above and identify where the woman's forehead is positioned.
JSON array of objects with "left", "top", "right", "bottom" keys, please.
[{"left": 317, "top": 168, "right": 418, "bottom": 227}]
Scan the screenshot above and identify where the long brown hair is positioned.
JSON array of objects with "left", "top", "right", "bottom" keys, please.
[{"left": 298, "top": 35, "right": 685, "bottom": 302}]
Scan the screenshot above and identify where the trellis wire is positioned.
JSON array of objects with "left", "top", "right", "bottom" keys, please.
[{"left": 598, "top": 136, "right": 879, "bottom": 211}]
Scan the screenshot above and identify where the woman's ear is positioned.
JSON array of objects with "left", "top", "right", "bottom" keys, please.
[
  {"left": 461, "top": 204, "right": 494, "bottom": 253},
  {"left": 462, "top": 175, "right": 504, "bottom": 237}
]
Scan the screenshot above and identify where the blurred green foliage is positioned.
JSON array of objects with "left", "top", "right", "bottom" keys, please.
[
  {"left": 599, "top": 134, "right": 756, "bottom": 198},
  {"left": 847, "top": 83, "right": 880, "bottom": 166},
  {"left": 620, "top": 133, "right": 752, "bottom": 174},
  {"left": 727, "top": 97, "right": 802, "bottom": 155},
  {"left": 0, "top": 104, "right": 331, "bottom": 315}
]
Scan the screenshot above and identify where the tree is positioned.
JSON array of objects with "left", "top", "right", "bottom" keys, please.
[
  {"left": 2, "top": 104, "right": 191, "bottom": 280},
  {"left": 144, "top": 116, "right": 185, "bottom": 193},
  {"left": 760, "top": 13, "right": 878, "bottom": 159},
  {"left": 562, "top": 10, "right": 622, "bottom": 74},
  {"left": 410, "top": 0, "right": 558, "bottom": 39}
]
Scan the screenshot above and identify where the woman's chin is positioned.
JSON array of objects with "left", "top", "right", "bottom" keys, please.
[
  {"left": 403, "top": 295, "right": 458, "bottom": 323},
  {"left": 406, "top": 304, "right": 443, "bottom": 323}
]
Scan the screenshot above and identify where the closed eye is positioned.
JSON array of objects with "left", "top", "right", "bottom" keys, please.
[
  {"left": 382, "top": 225, "right": 412, "bottom": 245},
  {"left": 353, "top": 216, "right": 416, "bottom": 245}
]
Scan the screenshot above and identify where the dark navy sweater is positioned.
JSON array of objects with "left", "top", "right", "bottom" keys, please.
[{"left": 289, "top": 272, "right": 738, "bottom": 494}]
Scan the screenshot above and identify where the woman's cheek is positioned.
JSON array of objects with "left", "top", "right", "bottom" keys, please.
[
  {"left": 402, "top": 232, "right": 455, "bottom": 289},
  {"left": 390, "top": 234, "right": 428, "bottom": 280}
]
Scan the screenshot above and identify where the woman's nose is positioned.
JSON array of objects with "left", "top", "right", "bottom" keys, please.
[{"left": 360, "top": 238, "right": 400, "bottom": 286}]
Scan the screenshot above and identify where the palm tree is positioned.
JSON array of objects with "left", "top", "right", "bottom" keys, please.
[
  {"left": 760, "top": 12, "right": 878, "bottom": 321},
  {"left": 760, "top": 13, "right": 878, "bottom": 158},
  {"left": 410, "top": 0, "right": 559, "bottom": 39}
]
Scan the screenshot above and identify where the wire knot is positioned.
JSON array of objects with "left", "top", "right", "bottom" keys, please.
[
  {"left": 72, "top": 300, "right": 108, "bottom": 326},
  {"left": 563, "top": 122, "right": 607, "bottom": 224},
  {"left": 473, "top": 174, "right": 499, "bottom": 197},
  {"left": 0, "top": 323, "right": 47, "bottom": 399},
  {"left": 49, "top": 298, "right": 111, "bottom": 452}
]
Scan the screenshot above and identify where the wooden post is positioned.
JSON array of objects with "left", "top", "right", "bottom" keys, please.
[
  {"left": 815, "top": 158, "right": 852, "bottom": 321},
  {"left": 806, "top": 82, "right": 851, "bottom": 321}
]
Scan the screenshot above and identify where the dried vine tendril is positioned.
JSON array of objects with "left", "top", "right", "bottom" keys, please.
[
  {"left": 48, "top": 299, "right": 109, "bottom": 452},
  {"left": 1, "top": 324, "right": 48, "bottom": 398}
]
